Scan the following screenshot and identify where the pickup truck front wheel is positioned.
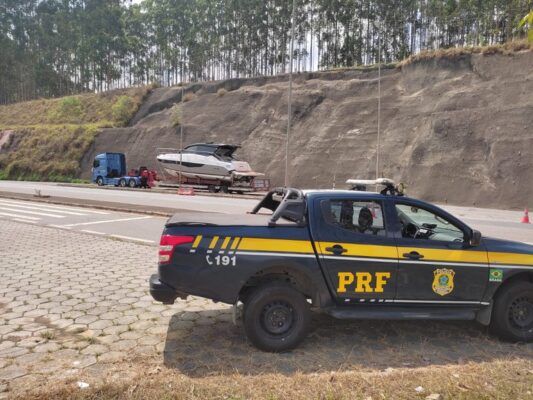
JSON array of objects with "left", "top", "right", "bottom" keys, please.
[
  {"left": 243, "top": 282, "right": 311, "bottom": 352},
  {"left": 490, "top": 281, "right": 533, "bottom": 342}
]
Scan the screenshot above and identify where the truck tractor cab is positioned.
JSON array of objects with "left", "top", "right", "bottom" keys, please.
[{"left": 91, "top": 152, "right": 128, "bottom": 186}]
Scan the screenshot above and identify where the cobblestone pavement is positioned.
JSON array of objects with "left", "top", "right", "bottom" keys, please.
[
  {"left": 0, "top": 220, "right": 230, "bottom": 395},
  {"left": 1, "top": 220, "right": 532, "bottom": 398}
]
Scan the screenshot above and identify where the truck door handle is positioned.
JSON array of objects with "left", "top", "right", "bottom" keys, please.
[
  {"left": 325, "top": 245, "right": 347, "bottom": 255},
  {"left": 402, "top": 251, "right": 424, "bottom": 260}
]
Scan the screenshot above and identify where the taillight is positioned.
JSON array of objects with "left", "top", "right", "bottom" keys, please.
[{"left": 159, "top": 235, "right": 194, "bottom": 264}]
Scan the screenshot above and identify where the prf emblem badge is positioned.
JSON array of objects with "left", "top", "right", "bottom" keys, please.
[{"left": 432, "top": 268, "right": 455, "bottom": 296}]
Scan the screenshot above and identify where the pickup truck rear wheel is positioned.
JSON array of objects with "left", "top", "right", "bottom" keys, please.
[
  {"left": 490, "top": 281, "right": 533, "bottom": 342},
  {"left": 243, "top": 282, "right": 310, "bottom": 352}
]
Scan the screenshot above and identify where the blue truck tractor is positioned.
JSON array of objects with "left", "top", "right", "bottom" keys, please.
[{"left": 91, "top": 152, "right": 142, "bottom": 188}]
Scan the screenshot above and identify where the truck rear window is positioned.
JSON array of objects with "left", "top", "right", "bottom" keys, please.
[{"left": 321, "top": 200, "right": 386, "bottom": 236}]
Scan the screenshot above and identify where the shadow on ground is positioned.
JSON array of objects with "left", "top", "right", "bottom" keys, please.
[{"left": 163, "top": 308, "right": 533, "bottom": 377}]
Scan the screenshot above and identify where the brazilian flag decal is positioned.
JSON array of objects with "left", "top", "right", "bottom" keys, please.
[{"left": 489, "top": 268, "right": 503, "bottom": 282}]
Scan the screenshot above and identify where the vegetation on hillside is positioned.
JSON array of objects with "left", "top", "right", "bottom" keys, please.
[
  {"left": 0, "top": 87, "right": 151, "bottom": 181},
  {"left": 1, "top": 0, "right": 532, "bottom": 104}
]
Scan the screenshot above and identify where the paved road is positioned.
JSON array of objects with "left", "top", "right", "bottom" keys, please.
[
  {"left": 0, "top": 181, "right": 531, "bottom": 243},
  {"left": 0, "top": 181, "right": 256, "bottom": 214},
  {"left": 0, "top": 198, "right": 166, "bottom": 244}
]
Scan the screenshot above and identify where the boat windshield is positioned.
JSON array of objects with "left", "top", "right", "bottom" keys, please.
[{"left": 214, "top": 146, "right": 238, "bottom": 161}]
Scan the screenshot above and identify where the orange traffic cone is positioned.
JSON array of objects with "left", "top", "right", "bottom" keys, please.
[{"left": 521, "top": 208, "right": 530, "bottom": 224}]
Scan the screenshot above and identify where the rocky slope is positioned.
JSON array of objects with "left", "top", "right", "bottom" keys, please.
[{"left": 80, "top": 51, "right": 532, "bottom": 209}]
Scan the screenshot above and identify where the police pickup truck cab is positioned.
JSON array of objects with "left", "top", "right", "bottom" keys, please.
[{"left": 150, "top": 183, "right": 533, "bottom": 351}]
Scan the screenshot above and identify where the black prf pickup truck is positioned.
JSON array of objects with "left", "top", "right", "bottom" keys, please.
[{"left": 150, "top": 187, "right": 533, "bottom": 351}]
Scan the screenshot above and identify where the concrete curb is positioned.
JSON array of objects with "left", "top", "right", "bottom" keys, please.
[{"left": 55, "top": 182, "right": 265, "bottom": 199}]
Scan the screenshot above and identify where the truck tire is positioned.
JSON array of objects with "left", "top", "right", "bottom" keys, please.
[
  {"left": 96, "top": 177, "right": 104, "bottom": 186},
  {"left": 119, "top": 179, "right": 127, "bottom": 187},
  {"left": 128, "top": 179, "right": 137, "bottom": 188},
  {"left": 490, "top": 280, "right": 533, "bottom": 342},
  {"left": 243, "top": 282, "right": 311, "bottom": 352}
]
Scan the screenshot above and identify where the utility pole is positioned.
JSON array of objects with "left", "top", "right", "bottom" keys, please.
[
  {"left": 285, "top": 0, "right": 296, "bottom": 187},
  {"left": 179, "top": 84, "right": 184, "bottom": 186},
  {"left": 375, "top": 20, "right": 382, "bottom": 181}
]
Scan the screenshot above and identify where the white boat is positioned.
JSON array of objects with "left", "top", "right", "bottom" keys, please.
[{"left": 157, "top": 143, "right": 264, "bottom": 185}]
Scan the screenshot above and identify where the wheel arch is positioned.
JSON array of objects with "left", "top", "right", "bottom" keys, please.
[
  {"left": 494, "top": 271, "right": 533, "bottom": 300},
  {"left": 478, "top": 271, "right": 533, "bottom": 325},
  {"left": 238, "top": 263, "right": 321, "bottom": 306}
]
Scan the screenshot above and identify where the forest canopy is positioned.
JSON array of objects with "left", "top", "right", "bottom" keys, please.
[{"left": 1, "top": 0, "right": 532, "bottom": 104}]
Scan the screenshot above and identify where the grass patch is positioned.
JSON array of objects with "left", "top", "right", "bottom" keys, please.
[
  {"left": 112, "top": 95, "right": 137, "bottom": 126},
  {"left": 0, "top": 125, "right": 99, "bottom": 181},
  {"left": 0, "top": 86, "right": 153, "bottom": 181},
  {"left": 39, "top": 331, "right": 55, "bottom": 341},
  {"left": 399, "top": 39, "right": 532, "bottom": 66},
  {"left": 47, "top": 97, "right": 84, "bottom": 124},
  {"left": 0, "top": 87, "right": 151, "bottom": 128},
  {"left": 12, "top": 357, "right": 533, "bottom": 399},
  {"left": 182, "top": 92, "right": 196, "bottom": 102},
  {"left": 170, "top": 104, "right": 181, "bottom": 127}
]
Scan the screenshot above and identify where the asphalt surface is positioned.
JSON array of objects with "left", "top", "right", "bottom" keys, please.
[
  {"left": 0, "top": 181, "right": 531, "bottom": 244},
  {"left": 0, "top": 181, "right": 256, "bottom": 214},
  {"left": 0, "top": 198, "right": 165, "bottom": 244}
]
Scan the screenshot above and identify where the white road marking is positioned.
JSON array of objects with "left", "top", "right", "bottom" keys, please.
[
  {"left": 0, "top": 212, "right": 40, "bottom": 220},
  {"left": 110, "top": 234, "right": 155, "bottom": 244},
  {"left": 0, "top": 198, "right": 109, "bottom": 214},
  {"left": 0, "top": 199, "right": 87, "bottom": 215},
  {"left": 81, "top": 230, "right": 106, "bottom": 235},
  {"left": 62, "top": 216, "right": 151, "bottom": 227},
  {"left": 0, "top": 206, "right": 65, "bottom": 218},
  {"left": 12, "top": 218, "right": 38, "bottom": 224},
  {"left": 48, "top": 224, "right": 72, "bottom": 230}
]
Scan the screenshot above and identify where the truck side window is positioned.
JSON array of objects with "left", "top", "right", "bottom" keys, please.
[
  {"left": 93, "top": 159, "right": 100, "bottom": 168},
  {"left": 322, "top": 200, "right": 386, "bottom": 236},
  {"left": 395, "top": 204, "right": 464, "bottom": 242}
]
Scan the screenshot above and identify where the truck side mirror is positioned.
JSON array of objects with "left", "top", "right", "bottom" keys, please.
[{"left": 469, "top": 230, "right": 482, "bottom": 246}]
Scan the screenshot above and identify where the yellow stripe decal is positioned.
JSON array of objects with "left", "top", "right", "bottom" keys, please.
[
  {"left": 238, "top": 238, "right": 315, "bottom": 253},
  {"left": 230, "top": 237, "right": 241, "bottom": 250},
  {"left": 234, "top": 237, "right": 532, "bottom": 267},
  {"left": 318, "top": 242, "right": 398, "bottom": 259},
  {"left": 208, "top": 236, "right": 219, "bottom": 249},
  {"left": 220, "top": 236, "right": 232, "bottom": 250},
  {"left": 191, "top": 235, "right": 203, "bottom": 249},
  {"left": 489, "top": 252, "right": 533, "bottom": 266}
]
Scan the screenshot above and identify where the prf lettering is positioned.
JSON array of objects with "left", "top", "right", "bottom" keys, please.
[{"left": 337, "top": 272, "right": 391, "bottom": 293}]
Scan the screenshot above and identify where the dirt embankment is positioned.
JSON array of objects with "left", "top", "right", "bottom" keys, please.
[{"left": 81, "top": 51, "right": 533, "bottom": 209}]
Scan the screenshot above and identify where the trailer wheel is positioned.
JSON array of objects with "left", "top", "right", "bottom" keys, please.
[
  {"left": 243, "top": 282, "right": 311, "bottom": 352},
  {"left": 119, "top": 179, "right": 127, "bottom": 187},
  {"left": 128, "top": 179, "right": 137, "bottom": 188},
  {"left": 96, "top": 177, "right": 104, "bottom": 186},
  {"left": 208, "top": 185, "right": 217, "bottom": 193},
  {"left": 220, "top": 185, "right": 229, "bottom": 193}
]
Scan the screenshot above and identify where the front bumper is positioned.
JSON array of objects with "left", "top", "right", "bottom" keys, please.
[{"left": 149, "top": 274, "right": 187, "bottom": 304}]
